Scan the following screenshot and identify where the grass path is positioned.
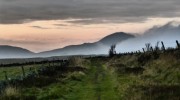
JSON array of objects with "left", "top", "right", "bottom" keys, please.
[
  {"left": 6, "top": 59, "right": 121, "bottom": 100},
  {"left": 66, "top": 59, "right": 120, "bottom": 100}
]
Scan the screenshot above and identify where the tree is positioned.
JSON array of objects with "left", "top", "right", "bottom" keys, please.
[{"left": 109, "top": 44, "right": 116, "bottom": 57}]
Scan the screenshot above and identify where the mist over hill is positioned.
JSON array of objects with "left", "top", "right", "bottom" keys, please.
[
  {"left": 116, "top": 21, "right": 180, "bottom": 53},
  {"left": 1, "top": 21, "right": 180, "bottom": 59},
  {"left": 0, "top": 32, "right": 134, "bottom": 58},
  {"left": 38, "top": 32, "right": 134, "bottom": 57}
]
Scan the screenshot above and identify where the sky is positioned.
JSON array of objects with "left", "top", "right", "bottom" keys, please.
[{"left": 1, "top": 0, "right": 180, "bottom": 52}]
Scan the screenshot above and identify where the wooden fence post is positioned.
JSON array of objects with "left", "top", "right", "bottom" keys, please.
[
  {"left": 21, "top": 66, "right": 25, "bottom": 77},
  {"left": 59, "top": 59, "right": 61, "bottom": 66},
  {"left": 41, "top": 61, "right": 44, "bottom": 67},
  {"left": 53, "top": 58, "right": 55, "bottom": 66},
  {"left": 176, "top": 40, "right": 180, "bottom": 49},
  {"left": 3, "top": 71, "right": 8, "bottom": 80},
  {"left": 142, "top": 48, "right": 145, "bottom": 53},
  {"left": 48, "top": 61, "right": 50, "bottom": 67},
  {"left": 161, "top": 41, "right": 166, "bottom": 51},
  {"left": 29, "top": 67, "right": 32, "bottom": 71}
]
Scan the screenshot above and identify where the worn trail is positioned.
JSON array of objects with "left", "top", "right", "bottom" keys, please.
[{"left": 66, "top": 59, "right": 119, "bottom": 100}]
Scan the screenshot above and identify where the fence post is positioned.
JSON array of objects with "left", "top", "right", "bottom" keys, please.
[
  {"left": 3, "top": 71, "right": 8, "bottom": 81},
  {"left": 29, "top": 67, "right": 32, "bottom": 71},
  {"left": 161, "top": 41, "right": 166, "bottom": 51},
  {"left": 59, "top": 59, "right": 61, "bottom": 66},
  {"left": 21, "top": 66, "right": 25, "bottom": 77},
  {"left": 53, "top": 58, "right": 55, "bottom": 66},
  {"left": 176, "top": 40, "right": 180, "bottom": 49},
  {"left": 41, "top": 61, "right": 44, "bottom": 67},
  {"left": 48, "top": 61, "right": 50, "bottom": 67},
  {"left": 142, "top": 48, "right": 145, "bottom": 53}
]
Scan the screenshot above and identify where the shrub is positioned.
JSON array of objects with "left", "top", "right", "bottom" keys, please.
[{"left": 109, "top": 45, "right": 116, "bottom": 57}]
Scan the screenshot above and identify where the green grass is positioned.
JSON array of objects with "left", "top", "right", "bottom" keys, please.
[
  {"left": 0, "top": 66, "right": 33, "bottom": 80},
  {"left": 0, "top": 63, "right": 60, "bottom": 81},
  {"left": 1, "top": 53, "right": 180, "bottom": 100},
  {"left": 7, "top": 59, "right": 121, "bottom": 100},
  {"left": 62, "top": 59, "right": 120, "bottom": 100}
]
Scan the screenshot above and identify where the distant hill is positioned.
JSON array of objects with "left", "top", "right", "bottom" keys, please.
[
  {"left": 98, "top": 32, "right": 134, "bottom": 46},
  {"left": 0, "top": 32, "right": 134, "bottom": 58},
  {"left": 1, "top": 21, "right": 180, "bottom": 59},
  {"left": 38, "top": 32, "right": 134, "bottom": 57},
  {"left": 0, "top": 45, "right": 34, "bottom": 58}
]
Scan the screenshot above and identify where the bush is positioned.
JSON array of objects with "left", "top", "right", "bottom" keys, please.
[{"left": 109, "top": 45, "right": 116, "bottom": 57}]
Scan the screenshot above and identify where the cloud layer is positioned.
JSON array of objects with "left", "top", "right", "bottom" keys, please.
[{"left": 1, "top": 0, "right": 180, "bottom": 24}]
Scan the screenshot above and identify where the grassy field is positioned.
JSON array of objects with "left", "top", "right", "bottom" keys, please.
[
  {"left": 0, "top": 51, "right": 180, "bottom": 100},
  {"left": 0, "top": 65, "right": 36, "bottom": 81},
  {"left": 0, "top": 62, "right": 62, "bottom": 81}
]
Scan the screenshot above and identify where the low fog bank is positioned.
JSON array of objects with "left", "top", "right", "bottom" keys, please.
[
  {"left": 116, "top": 22, "right": 180, "bottom": 53},
  {"left": 38, "top": 42, "right": 110, "bottom": 57}
]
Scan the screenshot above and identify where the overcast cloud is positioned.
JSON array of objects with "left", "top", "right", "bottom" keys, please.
[{"left": 0, "top": 0, "right": 180, "bottom": 24}]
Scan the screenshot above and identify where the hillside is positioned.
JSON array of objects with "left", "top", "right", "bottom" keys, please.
[
  {"left": 0, "top": 45, "right": 34, "bottom": 59},
  {"left": 39, "top": 32, "right": 134, "bottom": 57},
  {"left": 0, "top": 47, "right": 180, "bottom": 100},
  {"left": 0, "top": 32, "right": 134, "bottom": 58},
  {"left": 99, "top": 32, "right": 134, "bottom": 46}
]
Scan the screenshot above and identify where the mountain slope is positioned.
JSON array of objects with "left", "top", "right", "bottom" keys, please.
[
  {"left": 99, "top": 32, "right": 134, "bottom": 46},
  {"left": 1, "top": 21, "right": 180, "bottom": 58},
  {"left": 0, "top": 45, "right": 35, "bottom": 58},
  {"left": 0, "top": 32, "right": 134, "bottom": 58},
  {"left": 38, "top": 32, "right": 134, "bottom": 57}
]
